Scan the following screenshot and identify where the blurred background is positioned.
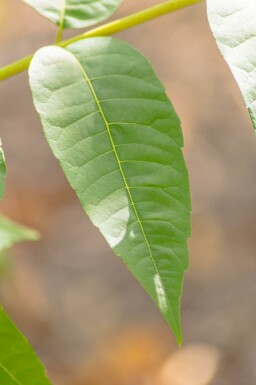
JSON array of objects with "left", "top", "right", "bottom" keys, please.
[{"left": 1, "top": 1, "right": 256, "bottom": 384}]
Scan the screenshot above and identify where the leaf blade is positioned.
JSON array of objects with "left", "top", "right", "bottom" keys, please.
[
  {"left": 0, "top": 216, "right": 39, "bottom": 253},
  {"left": 29, "top": 38, "right": 191, "bottom": 344},
  {"left": 0, "top": 307, "right": 52, "bottom": 385},
  {"left": 22, "top": 0, "right": 123, "bottom": 29},
  {"left": 207, "top": 0, "right": 256, "bottom": 130}
]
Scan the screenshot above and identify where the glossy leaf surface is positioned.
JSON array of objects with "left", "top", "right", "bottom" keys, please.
[
  {"left": 0, "top": 307, "right": 52, "bottom": 385},
  {"left": 207, "top": 0, "right": 256, "bottom": 130},
  {"left": 22, "top": 0, "right": 122, "bottom": 29},
  {"left": 29, "top": 37, "right": 191, "bottom": 344}
]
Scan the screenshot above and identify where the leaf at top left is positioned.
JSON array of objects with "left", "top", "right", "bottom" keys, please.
[{"left": 22, "top": 0, "right": 123, "bottom": 29}]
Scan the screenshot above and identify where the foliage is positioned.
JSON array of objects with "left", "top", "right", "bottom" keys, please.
[
  {"left": 207, "top": 0, "right": 256, "bottom": 130},
  {"left": 0, "top": 0, "right": 255, "bottom": 383},
  {"left": 29, "top": 38, "right": 190, "bottom": 344},
  {"left": 0, "top": 307, "right": 52, "bottom": 385},
  {"left": 22, "top": 0, "right": 123, "bottom": 29},
  {"left": 0, "top": 216, "right": 39, "bottom": 253}
]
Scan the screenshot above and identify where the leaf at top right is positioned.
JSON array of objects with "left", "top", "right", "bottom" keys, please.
[{"left": 207, "top": 0, "right": 256, "bottom": 130}]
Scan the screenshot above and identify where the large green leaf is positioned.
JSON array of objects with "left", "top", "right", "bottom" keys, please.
[
  {"left": 29, "top": 37, "right": 191, "bottom": 344},
  {"left": 0, "top": 142, "right": 6, "bottom": 200},
  {"left": 0, "top": 215, "right": 39, "bottom": 253},
  {"left": 22, "top": 0, "right": 122, "bottom": 29},
  {"left": 207, "top": 0, "right": 256, "bottom": 130},
  {"left": 0, "top": 306, "right": 52, "bottom": 385}
]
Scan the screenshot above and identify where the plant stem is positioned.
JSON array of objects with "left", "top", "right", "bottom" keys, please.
[
  {"left": 55, "top": 0, "right": 66, "bottom": 43},
  {"left": 56, "top": 25, "right": 63, "bottom": 44},
  {"left": 0, "top": 0, "right": 203, "bottom": 81}
]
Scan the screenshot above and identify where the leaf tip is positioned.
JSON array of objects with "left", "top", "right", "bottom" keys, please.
[
  {"left": 174, "top": 323, "right": 183, "bottom": 347},
  {"left": 176, "top": 334, "right": 183, "bottom": 348}
]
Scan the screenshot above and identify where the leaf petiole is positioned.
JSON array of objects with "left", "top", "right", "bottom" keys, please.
[{"left": 55, "top": 0, "right": 66, "bottom": 43}]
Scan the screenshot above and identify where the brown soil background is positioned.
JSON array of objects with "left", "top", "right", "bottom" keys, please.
[{"left": 1, "top": 1, "right": 256, "bottom": 384}]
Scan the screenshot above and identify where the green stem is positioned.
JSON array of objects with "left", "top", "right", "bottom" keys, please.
[
  {"left": 56, "top": 25, "right": 63, "bottom": 44},
  {"left": 0, "top": 0, "right": 203, "bottom": 81},
  {"left": 55, "top": 0, "right": 66, "bottom": 43}
]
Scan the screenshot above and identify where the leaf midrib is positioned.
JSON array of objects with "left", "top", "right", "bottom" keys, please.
[
  {"left": 70, "top": 51, "right": 179, "bottom": 336},
  {"left": 0, "top": 361, "right": 23, "bottom": 385}
]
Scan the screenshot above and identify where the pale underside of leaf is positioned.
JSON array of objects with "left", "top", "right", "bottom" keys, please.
[
  {"left": 0, "top": 307, "right": 52, "bottom": 385},
  {"left": 0, "top": 143, "right": 6, "bottom": 200},
  {"left": 22, "top": 0, "right": 123, "bottom": 29},
  {"left": 0, "top": 216, "right": 39, "bottom": 253},
  {"left": 29, "top": 37, "right": 191, "bottom": 344},
  {"left": 207, "top": 0, "right": 256, "bottom": 130}
]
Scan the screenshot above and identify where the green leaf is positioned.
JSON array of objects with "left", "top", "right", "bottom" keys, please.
[
  {"left": 0, "top": 142, "right": 6, "bottom": 200},
  {"left": 22, "top": 0, "right": 123, "bottom": 29},
  {"left": 28, "top": 37, "right": 191, "bottom": 345},
  {"left": 207, "top": 0, "right": 256, "bottom": 130},
  {"left": 0, "top": 216, "right": 39, "bottom": 253},
  {"left": 0, "top": 306, "right": 52, "bottom": 385}
]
